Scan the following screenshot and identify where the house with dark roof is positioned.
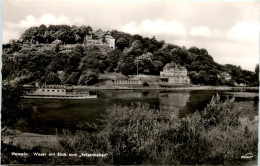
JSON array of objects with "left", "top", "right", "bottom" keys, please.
[
  {"left": 84, "top": 29, "right": 115, "bottom": 49},
  {"left": 159, "top": 61, "right": 190, "bottom": 85}
]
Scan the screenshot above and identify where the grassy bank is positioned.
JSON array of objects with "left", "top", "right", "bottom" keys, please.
[{"left": 1, "top": 94, "right": 257, "bottom": 165}]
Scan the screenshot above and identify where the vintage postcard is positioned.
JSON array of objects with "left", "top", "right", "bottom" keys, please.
[{"left": 1, "top": 0, "right": 259, "bottom": 165}]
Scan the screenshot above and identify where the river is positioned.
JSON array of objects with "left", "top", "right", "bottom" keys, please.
[{"left": 20, "top": 90, "right": 258, "bottom": 135}]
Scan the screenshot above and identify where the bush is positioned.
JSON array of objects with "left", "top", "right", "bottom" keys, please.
[
  {"left": 2, "top": 85, "right": 24, "bottom": 127},
  {"left": 86, "top": 77, "right": 98, "bottom": 86},
  {"left": 56, "top": 95, "right": 257, "bottom": 165},
  {"left": 190, "top": 94, "right": 257, "bottom": 165},
  {"left": 3, "top": 94, "right": 257, "bottom": 165},
  {"left": 199, "top": 94, "right": 241, "bottom": 130},
  {"left": 58, "top": 104, "right": 212, "bottom": 165}
]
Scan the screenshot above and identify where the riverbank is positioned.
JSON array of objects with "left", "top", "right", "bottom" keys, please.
[
  {"left": 2, "top": 127, "right": 60, "bottom": 150},
  {"left": 72, "top": 84, "right": 259, "bottom": 91}
]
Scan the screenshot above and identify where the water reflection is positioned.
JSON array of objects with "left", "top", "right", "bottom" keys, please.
[
  {"left": 159, "top": 91, "right": 190, "bottom": 115},
  {"left": 115, "top": 92, "right": 143, "bottom": 98},
  {"left": 99, "top": 90, "right": 158, "bottom": 99},
  {"left": 223, "top": 92, "right": 259, "bottom": 98}
]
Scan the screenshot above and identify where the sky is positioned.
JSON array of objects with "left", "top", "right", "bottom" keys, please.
[{"left": 2, "top": 0, "right": 259, "bottom": 71}]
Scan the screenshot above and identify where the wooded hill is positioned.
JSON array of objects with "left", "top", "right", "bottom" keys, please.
[{"left": 2, "top": 24, "right": 259, "bottom": 86}]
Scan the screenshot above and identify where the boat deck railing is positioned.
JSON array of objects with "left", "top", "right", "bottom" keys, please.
[
  {"left": 66, "top": 92, "right": 90, "bottom": 95},
  {"left": 39, "top": 85, "right": 67, "bottom": 89}
]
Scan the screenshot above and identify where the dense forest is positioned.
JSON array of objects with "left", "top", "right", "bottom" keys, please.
[{"left": 2, "top": 24, "right": 259, "bottom": 86}]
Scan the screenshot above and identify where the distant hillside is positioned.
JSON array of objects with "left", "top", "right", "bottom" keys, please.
[{"left": 2, "top": 24, "right": 259, "bottom": 86}]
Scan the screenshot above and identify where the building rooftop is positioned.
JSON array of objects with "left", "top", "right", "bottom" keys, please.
[{"left": 92, "top": 29, "right": 113, "bottom": 40}]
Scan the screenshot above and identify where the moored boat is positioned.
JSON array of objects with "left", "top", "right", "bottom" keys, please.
[{"left": 21, "top": 83, "right": 97, "bottom": 99}]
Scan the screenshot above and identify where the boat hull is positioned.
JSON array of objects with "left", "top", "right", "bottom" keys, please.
[{"left": 21, "top": 95, "right": 97, "bottom": 99}]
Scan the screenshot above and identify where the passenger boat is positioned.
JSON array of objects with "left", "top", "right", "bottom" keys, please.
[{"left": 21, "top": 83, "right": 97, "bottom": 99}]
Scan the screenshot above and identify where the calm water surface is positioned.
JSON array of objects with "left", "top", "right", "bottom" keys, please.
[{"left": 21, "top": 90, "right": 258, "bottom": 134}]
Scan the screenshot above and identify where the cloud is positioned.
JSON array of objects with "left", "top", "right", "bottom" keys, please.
[
  {"left": 189, "top": 22, "right": 259, "bottom": 43},
  {"left": 3, "top": 13, "right": 85, "bottom": 43},
  {"left": 190, "top": 26, "right": 224, "bottom": 38},
  {"left": 227, "top": 21, "right": 259, "bottom": 42},
  {"left": 121, "top": 19, "right": 187, "bottom": 37},
  {"left": 2, "top": 29, "right": 21, "bottom": 43},
  {"left": 190, "top": 26, "right": 212, "bottom": 37},
  {"left": 5, "top": 13, "right": 85, "bottom": 29},
  {"left": 122, "top": 20, "right": 229, "bottom": 39}
]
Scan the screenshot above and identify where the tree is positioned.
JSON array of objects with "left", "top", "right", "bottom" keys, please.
[
  {"left": 21, "top": 26, "right": 39, "bottom": 43},
  {"left": 134, "top": 52, "right": 153, "bottom": 74},
  {"left": 2, "top": 54, "right": 16, "bottom": 80},
  {"left": 46, "top": 72, "right": 61, "bottom": 84},
  {"left": 38, "top": 24, "right": 47, "bottom": 43},
  {"left": 255, "top": 64, "right": 259, "bottom": 75},
  {"left": 117, "top": 53, "right": 137, "bottom": 75},
  {"left": 188, "top": 46, "right": 200, "bottom": 54},
  {"left": 78, "top": 70, "right": 99, "bottom": 85},
  {"left": 252, "top": 64, "right": 259, "bottom": 86},
  {"left": 73, "top": 44, "right": 85, "bottom": 57},
  {"left": 78, "top": 73, "right": 88, "bottom": 85},
  {"left": 116, "top": 38, "right": 129, "bottom": 50},
  {"left": 67, "top": 53, "right": 81, "bottom": 72},
  {"left": 72, "top": 25, "right": 92, "bottom": 43},
  {"left": 198, "top": 71, "right": 209, "bottom": 85},
  {"left": 150, "top": 60, "right": 163, "bottom": 75},
  {"left": 62, "top": 72, "right": 80, "bottom": 85},
  {"left": 9, "top": 42, "right": 21, "bottom": 53},
  {"left": 52, "top": 25, "right": 75, "bottom": 44},
  {"left": 52, "top": 39, "right": 62, "bottom": 52},
  {"left": 188, "top": 71, "right": 199, "bottom": 85},
  {"left": 2, "top": 85, "right": 24, "bottom": 126},
  {"left": 107, "top": 50, "right": 122, "bottom": 72}
]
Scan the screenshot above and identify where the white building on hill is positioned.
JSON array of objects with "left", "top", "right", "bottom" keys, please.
[{"left": 84, "top": 29, "right": 115, "bottom": 49}]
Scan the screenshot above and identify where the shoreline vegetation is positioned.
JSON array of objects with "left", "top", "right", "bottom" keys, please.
[{"left": 1, "top": 92, "right": 258, "bottom": 165}]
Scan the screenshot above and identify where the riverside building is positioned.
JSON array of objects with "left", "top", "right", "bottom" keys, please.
[{"left": 159, "top": 61, "right": 190, "bottom": 85}]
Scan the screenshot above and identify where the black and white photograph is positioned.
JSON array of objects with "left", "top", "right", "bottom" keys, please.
[{"left": 1, "top": 0, "right": 259, "bottom": 165}]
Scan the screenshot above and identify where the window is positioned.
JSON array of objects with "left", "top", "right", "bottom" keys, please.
[
  {"left": 47, "top": 90, "right": 50, "bottom": 92},
  {"left": 57, "top": 90, "right": 59, "bottom": 92},
  {"left": 62, "top": 90, "right": 64, "bottom": 92},
  {"left": 52, "top": 90, "right": 55, "bottom": 92},
  {"left": 42, "top": 90, "right": 45, "bottom": 92}
]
